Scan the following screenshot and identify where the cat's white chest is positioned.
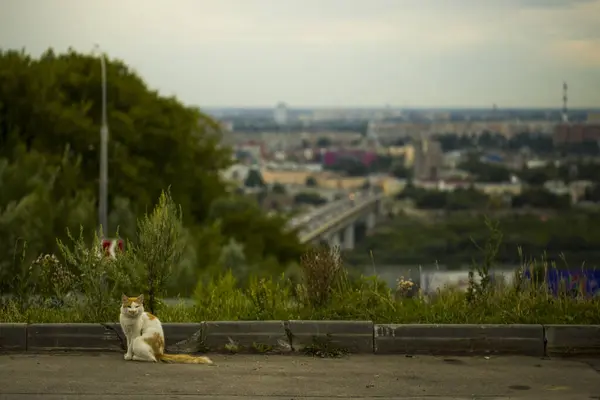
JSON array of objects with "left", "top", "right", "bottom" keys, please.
[{"left": 120, "top": 315, "right": 142, "bottom": 336}]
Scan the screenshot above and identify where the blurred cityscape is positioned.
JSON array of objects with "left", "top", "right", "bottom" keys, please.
[
  {"left": 213, "top": 103, "right": 600, "bottom": 208},
  {"left": 206, "top": 103, "right": 600, "bottom": 290}
]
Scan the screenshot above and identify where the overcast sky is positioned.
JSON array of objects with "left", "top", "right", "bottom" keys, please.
[{"left": 1, "top": 0, "right": 599, "bottom": 108}]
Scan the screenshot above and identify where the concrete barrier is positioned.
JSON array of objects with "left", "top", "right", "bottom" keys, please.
[
  {"left": 545, "top": 325, "right": 600, "bottom": 357},
  {"left": 162, "top": 323, "right": 204, "bottom": 353},
  {"left": 374, "top": 324, "right": 545, "bottom": 356},
  {"left": 27, "top": 323, "right": 123, "bottom": 352},
  {"left": 0, "top": 323, "right": 27, "bottom": 352},
  {"left": 8, "top": 323, "right": 598, "bottom": 357},
  {"left": 287, "top": 320, "right": 373, "bottom": 353},
  {"left": 203, "top": 321, "right": 289, "bottom": 353}
]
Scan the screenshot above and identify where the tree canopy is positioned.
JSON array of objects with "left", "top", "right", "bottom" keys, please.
[
  {"left": 0, "top": 48, "right": 304, "bottom": 294},
  {"left": 1, "top": 48, "right": 232, "bottom": 222},
  {"left": 346, "top": 211, "right": 600, "bottom": 268}
]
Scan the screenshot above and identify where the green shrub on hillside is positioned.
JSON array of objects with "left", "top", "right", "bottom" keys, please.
[
  {"left": 1, "top": 245, "right": 598, "bottom": 324},
  {"left": 1, "top": 191, "right": 598, "bottom": 325}
]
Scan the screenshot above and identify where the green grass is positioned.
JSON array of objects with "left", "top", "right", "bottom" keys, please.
[
  {"left": 1, "top": 218, "right": 599, "bottom": 325},
  {"left": 2, "top": 264, "right": 598, "bottom": 325}
]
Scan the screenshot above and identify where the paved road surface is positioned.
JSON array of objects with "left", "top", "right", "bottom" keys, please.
[{"left": 0, "top": 353, "right": 598, "bottom": 399}]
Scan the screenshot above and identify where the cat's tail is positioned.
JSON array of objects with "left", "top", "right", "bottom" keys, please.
[{"left": 159, "top": 353, "right": 214, "bottom": 365}]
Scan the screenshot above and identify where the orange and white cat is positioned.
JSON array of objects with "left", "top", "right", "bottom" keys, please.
[{"left": 119, "top": 294, "right": 213, "bottom": 365}]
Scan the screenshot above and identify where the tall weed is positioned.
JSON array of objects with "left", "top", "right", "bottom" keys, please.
[
  {"left": 57, "top": 227, "right": 134, "bottom": 321},
  {"left": 127, "top": 189, "right": 186, "bottom": 314},
  {"left": 194, "top": 270, "right": 251, "bottom": 320}
]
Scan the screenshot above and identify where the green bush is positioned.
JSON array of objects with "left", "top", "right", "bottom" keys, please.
[
  {"left": 132, "top": 190, "right": 185, "bottom": 314},
  {"left": 0, "top": 189, "right": 186, "bottom": 322},
  {"left": 2, "top": 244, "right": 598, "bottom": 324},
  {"left": 57, "top": 227, "right": 135, "bottom": 321},
  {"left": 1, "top": 193, "right": 599, "bottom": 325}
]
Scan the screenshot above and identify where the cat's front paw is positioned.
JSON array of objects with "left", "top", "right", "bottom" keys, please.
[{"left": 124, "top": 353, "right": 133, "bottom": 361}]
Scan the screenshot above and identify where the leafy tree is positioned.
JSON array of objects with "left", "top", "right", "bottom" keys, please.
[
  {"left": 218, "top": 238, "right": 248, "bottom": 280},
  {"left": 568, "top": 161, "right": 600, "bottom": 183},
  {"left": 207, "top": 196, "right": 305, "bottom": 267},
  {"left": 518, "top": 165, "right": 556, "bottom": 186},
  {"left": 397, "top": 185, "right": 492, "bottom": 211},
  {"left": 0, "top": 147, "right": 96, "bottom": 291},
  {"left": 271, "top": 182, "right": 286, "bottom": 194},
  {"left": 414, "top": 190, "right": 448, "bottom": 209},
  {"left": 294, "top": 192, "right": 327, "bottom": 206},
  {"left": 326, "top": 157, "right": 368, "bottom": 177},
  {"left": 0, "top": 48, "right": 232, "bottom": 231},
  {"left": 391, "top": 163, "right": 411, "bottom": 179},
  {"left": 477, "top": 131, "right": 506, "bottom": 149},
  {"left": 244, "top": 169, "right": 265, "bottom": 188},
  {"left": 316, "top": 137, "right": 332, "bottom": 147},
  {"left": 507, "top": 132, "right": 554, "bottom": 153},
  {"left": 0, "top": 48, "right": 304, "bottom": 295},
  {"left": 458, "top": 156, "right": 511, "bottom": 183},
  {"left": 396, "top": 181, "right": 421, "bottom": 200},
  {"left": 346, "top": 210, "right": 600, "bottom": 267},
  {"left": 584, "top": 184, "right": 600, "bottom": 202},
  {"left": 559, "top": 141, "right": 600, "bottom": 157},
  {"left": 368, "top": 155, "right": 393, "bottom": 173},
  {"left": 512, "top": 188, "right": 571, "bottom": 210},
  {"left": 434, "top": 133, "right": 475, "bottom": 152},
  {"left": 305, "top": 176, "right": 318, "bottom": 187},
  {"left": 170, "top": 220, "right": 226, "bottom": 296},
  {"left": 132, "top": 190, "right": 185, "bottom": 314}
]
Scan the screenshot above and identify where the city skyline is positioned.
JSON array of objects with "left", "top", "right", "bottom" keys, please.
[{"left": 2, "top": 0, "right": 600, "bottom": 108}]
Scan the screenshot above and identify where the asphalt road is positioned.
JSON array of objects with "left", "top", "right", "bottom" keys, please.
[{"left": 0, "top": 353, "right": 598, "bottom": 400}]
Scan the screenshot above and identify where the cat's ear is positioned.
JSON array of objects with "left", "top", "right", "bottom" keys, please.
[
  {"left": 121, "top": 294, "right": 128, "bottom": 303},
  {"left": 137, "top": 294, "right": 144, "bottom": 303}
]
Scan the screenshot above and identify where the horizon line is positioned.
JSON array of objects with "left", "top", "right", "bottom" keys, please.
[{"left": 200, "top": 105, "right": 600, "bottom": 111}]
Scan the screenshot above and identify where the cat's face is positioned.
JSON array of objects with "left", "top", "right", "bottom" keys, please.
[{"left": 121, "top": 294, "right": 145, "bottom": 317}]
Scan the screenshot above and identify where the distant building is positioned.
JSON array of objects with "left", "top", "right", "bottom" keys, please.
[
  {"left": 274, "top": 102, "right": 288, "bottom": 125},
  {"left": 570, "top": 180, "right": 594, "bottom": 203},
  {"left": 442, "top": 150, "right": 464, "bottom": 169},
  {"left": 222, "top": 164, "right": 251, "bottom": 184},
  {"left": 526, "top": 159, "right": 549, "bottom": 169},
  {"left": 544, "top": 180, "right": 570, "bottom": 196},
  {"left": 220, "top": 121, "right": 234, "bottom": 132},
  {"left": 385, "top": 144, "right": 416, "bottom": 167},
  {"left": 365, "top": 120, "right": 554, "bottom": 142},
  {"left": 322, "top": 149, "right": 378, "bottom": 167},
  {"left": 553, "top": 123, "right": 600, "bottom": 145},
  {"left": 235, "top": 141, "right": 264, "bottom": 164},
  {"left": 480, "top": 153, "right": 504, "bottom": 164},
  {"left": 587, "top": 113, "right": 600, "bottom": 123},
  {"left": 413, "top": 139, "right": 443, "bottom": 181}
]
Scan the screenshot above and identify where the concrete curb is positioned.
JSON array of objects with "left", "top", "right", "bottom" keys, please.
[
  {"left": 0, "top": 323, "right": 27, "bottom": 351},
  {"left": 545, "top": 324, "right": 600, "bottom": 357},
  {"left": 374, "top": 324, "right": 545, "bottom": 356},
  {"left": 163, "top": 323, "right": 203, "bottom": 353},
  {"left": 1, "top": 323, "right": 598, "bottom": 357},
  {"left": 27, "top": 323, "right": 122, "bottom": 352},
  {"left": 287, "top": 320, "right": 374, "bottom": 354},
  {"left": 204, "top": 321, "right": 289, "bottom": 353}
]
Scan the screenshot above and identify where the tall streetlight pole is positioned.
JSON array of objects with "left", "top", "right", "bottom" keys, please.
[{"left": 95, "top": 44, "right": 109, "bottom": 237}]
